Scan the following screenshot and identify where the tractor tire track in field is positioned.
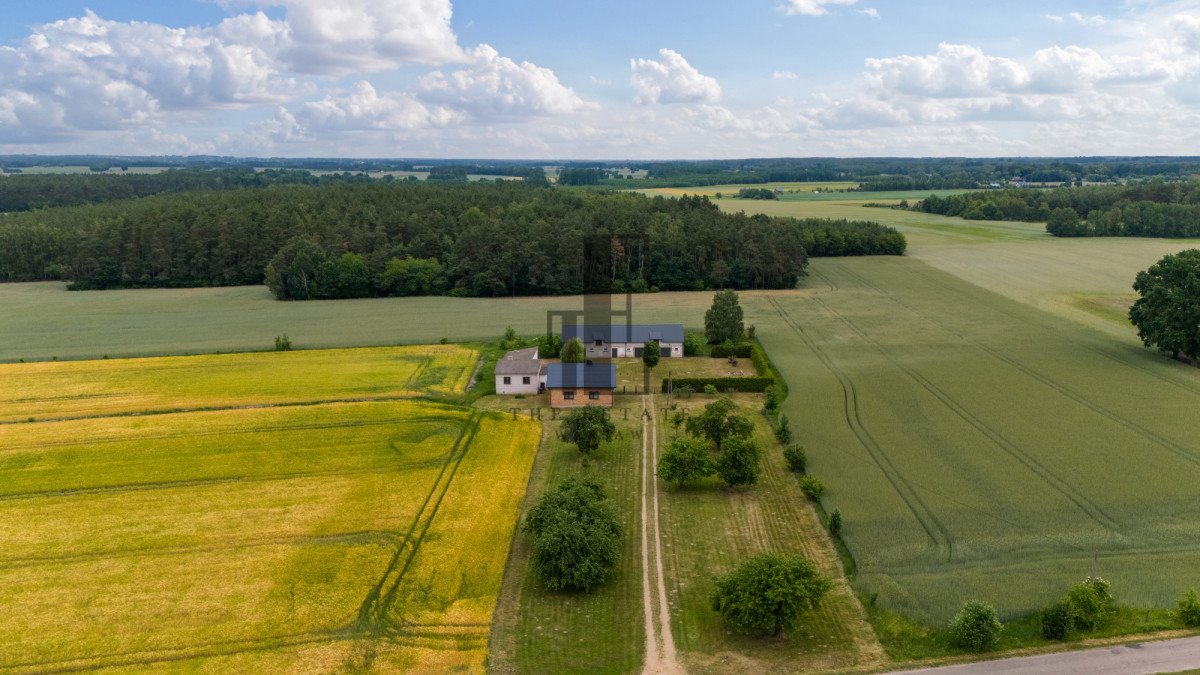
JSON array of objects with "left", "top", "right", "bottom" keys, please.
[
  {"left": 825, "top": 263, "right": 1200, "bottom": 473},
  {"left": 897, "top": 262, "right": 1200, "bottom": 398},
  {"left": 0, "top": 530, "right": 399, "bottom": 570},
  {"left": 767, "top": 296, "right": 954, "bottom": 561},
  {"left": 803, "top": 276, "right": 1121, "bottom": 534},
  {"left": 3, "top": 629, "right": 350, "bottom": 674},
  {"left": 640, "top": 393, "right": 681, "bottom": 675},
  {"left": 357, "top": 412, "right": 481, "bottom": 632}
]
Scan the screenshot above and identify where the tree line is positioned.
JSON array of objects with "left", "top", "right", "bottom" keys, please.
[
  {"left": 916, "top": 179, "right": 1200, "bottom": 238},
  {"left": 0, "top": 181, "right": 905, "bottom": 297}
]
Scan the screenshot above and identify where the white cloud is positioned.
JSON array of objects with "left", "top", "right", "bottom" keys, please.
[
  {"left": 630, "top": 49, "right": 721, "bottom": 105},
  {"left": 262, "top": 0, "right": 465, "bottom": 74},
  {"left": 419, "top": 44, "right": 592, "bottom": 117},
  {"left": 865, "top": 43, "right": 1029, "bottom": 98},
  {"left": 780, "top": 0, "right": 858, "bottom": 16},
  {"left": 1068, "top": 12, "right": 1107, "bottom": 26},
  {"left": 857, "top": 8, "right": 881, "bottom": 19},
  {"left": 1045, "top": 14, "right": 1065, "bottom": 23},
  {"left": 296, "top": 80, "right": 462, "bottom": 133},
  {"left": 772, "top": 70, "right": 800, "bottom": 80}
]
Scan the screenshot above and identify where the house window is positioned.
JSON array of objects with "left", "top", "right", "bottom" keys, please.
[
  {"left": 503, "top": 376, "right": 511, "bottom": 385},
  {"left": 563, "top": 391, "right": 575, "bottom": 400},
  {"left": 594, "top": 339, "right": 604, "bottom": 347},
  {"left": 522, "top": 376, "right": 531, "bottom": 385},
  {"left": 588, "top": 391, "right": 600, "bottom": 400}
]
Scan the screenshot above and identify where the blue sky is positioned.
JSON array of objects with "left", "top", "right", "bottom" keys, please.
[{"left": 0, "top": 0, "right": 1197, "bottom": 158}]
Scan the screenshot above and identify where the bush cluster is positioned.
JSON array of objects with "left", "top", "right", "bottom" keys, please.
[
  {"left": 662, "top": 377, "right": 774, "bottom": 393},
  {"left": 948, "top": 601, "right": 1003, "bottom": 652}
]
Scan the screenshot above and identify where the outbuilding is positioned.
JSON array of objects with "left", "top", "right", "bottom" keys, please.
[
  {"left": 495, "top": 347, "right": 543, "bottom": 394},
  {"left": 561, "top": 323, "right": 684, "bottom": 360}
]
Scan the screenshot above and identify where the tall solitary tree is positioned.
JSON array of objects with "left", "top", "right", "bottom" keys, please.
[
  {"left": 642, "top": 340, "right": 661, "bottom": 370},
  {"left": 705, "top": 290, "right": 745, "bottom": 344},
  {"left": 560, "top": 337, "right": 586, "bottom": 364},
  {"left": 560, "top": 405, "right": 616, "bottom": 455},
  {"left": 711, "top": 553, "right": 832, "bottom": 637},
  {"left": 1129, "top": 249, "right": 1200, "bottom": 361}
]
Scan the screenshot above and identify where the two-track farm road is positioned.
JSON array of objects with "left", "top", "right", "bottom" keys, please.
[{"left": 640, "top": 392, "right": 682, "bottom": 674}]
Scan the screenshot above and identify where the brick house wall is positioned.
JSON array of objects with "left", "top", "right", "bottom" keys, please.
[{"left": 548, "top": 388, "right": 614, "bottom": 408}]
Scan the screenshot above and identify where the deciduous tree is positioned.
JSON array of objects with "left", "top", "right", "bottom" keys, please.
[
  {"left": 1129, "top": 250, "right": 1200, "bottom": 361},
  {"left": 657, "top": 437, "right": 715, "bottom": 489},
  {"left": 705, "top": 290, "right": 745, "bottom": 344},
  {"left": 560, "top": 337, "right": 586, "bottom": 364},
  {"left": 560, "top": 405, "right": 615, "bottom": 455},
  {"left": 711, "top": 553, "right": 831, "bottom": 637}
]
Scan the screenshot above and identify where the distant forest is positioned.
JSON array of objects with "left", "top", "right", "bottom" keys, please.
[
  {"left": 6, "top": 154, "right": 1199, "bottom": 193},
  {"left": 0, "top": 181, "right": 905, "bottom": 298},
  {"left": 916, "top": 179, "right": 1200, "bottom": 238}
]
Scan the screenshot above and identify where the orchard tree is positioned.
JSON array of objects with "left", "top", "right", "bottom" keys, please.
[
  {"left": 716, "top": 436, "right": 761, "bottom": 487},
  {"left": 705, "top": 290, "right": 745, "bottom": 344},
  {"left": 642, "top": 339, "right": 661, "bottom": 370},
  {"left": 560, "top": 337, "right": 586, "bottom": 364},
  {"left": 685, "top": 397, "right": 754, "bottom": 450},
  {"left": 560, "top": 405, "right": 615, "bottom": 455},
  {"left": 1129, "top": 249, "right": 1200, "bottom": 361},
  {"left": 711, "top": 553, "right": 832, "bottom": 637},
  {"left": 657, "top": 437, "right": 716, "bottom": 489}
]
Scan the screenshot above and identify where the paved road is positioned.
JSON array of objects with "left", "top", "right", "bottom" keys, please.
[{"left": 899, "top": 636, "right": 1200, "bottom": 674}]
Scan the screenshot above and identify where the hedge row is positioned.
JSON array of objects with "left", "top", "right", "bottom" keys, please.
[
  {"left": 710, "top": 344, "right": 754, "bottom": 358},
  {"left": 662, "top": 377, "right": 775, "bottom": 393}
]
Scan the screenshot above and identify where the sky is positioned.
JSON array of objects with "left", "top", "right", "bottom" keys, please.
[{"left": 0, "top": 0, "right": 1198, "bottom": 159}]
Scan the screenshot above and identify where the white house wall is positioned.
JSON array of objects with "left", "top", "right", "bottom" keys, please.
[
  {"left": 496, "top": 376, "right": 541, "bottom": 394},
  {"left": 584, "top": 342, "right": 683, "bottom": 358}
]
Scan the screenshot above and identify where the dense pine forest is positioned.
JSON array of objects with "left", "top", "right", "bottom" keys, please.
[
  {"left": 917, "top": 179, "right": 1200, "bottom": 238},
  {"left": 0, "top": 181, "right": 905, "bottom": 298}
]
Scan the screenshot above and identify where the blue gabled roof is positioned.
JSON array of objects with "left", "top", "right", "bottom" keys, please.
[
  {"left": 545, "top": 363, "right": 617, "bottom": 389},
  {"left": 561, "top": 323, "right": 684, "bottom": 344}
]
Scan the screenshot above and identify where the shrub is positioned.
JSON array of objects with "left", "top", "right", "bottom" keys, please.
[
  {"left": 763, "top": 384, "right": 782, "bottom": 414},
  {"left": 274, "top": 334, "right": 292, "bottom": 351},
  {"left": 439, "top": 336, "right": 449, "bottom": 344},
  {"left": 683, "top": 332, "right": 704, "bottom": 356},
  {"left": 783, "top": 445, "right": 807, "bottom": 473},
  {"left": 1177, "top": 589, "right": 1200, "bottom": 627},
  {"left": 662, "top": 377, "right": 775, "bottom": 393},
  {"left": 774, "top": 413, "right": 793, "bottom": 444},
  {"left": 703, "top": 384, "right": 718, "bottom": 395},
  {"left": 673, "top": 384, "right": 696, "bottom": 398},
  {"left": 1041, "top": 600, "right": 1072, "bottom": 640},
  {"left": 1066, "top": 577, "right": 1114, "bottom": 631},
  {"left": 948, "top": 601, "right": 1002, "bottom": 652},
  {"left": 798, "top": 475, "right": 825, "bottom": 501},
  {"left": 828, "top": 509, "right": 842, "bottom": 535}
]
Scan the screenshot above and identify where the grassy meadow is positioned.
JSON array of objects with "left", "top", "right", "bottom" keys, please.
[
  {"left": 484, "top": 387, "right": 882, "bottom": 674},
  {"left": 0, "top": 348, "right": 541, "bottom": 672}
]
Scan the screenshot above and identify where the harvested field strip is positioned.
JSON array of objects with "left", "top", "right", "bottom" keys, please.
[{"left": 0, "top": 344, "right": 478, "bottom": 422}]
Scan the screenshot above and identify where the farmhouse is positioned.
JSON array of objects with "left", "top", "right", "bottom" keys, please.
[
  {"left": 495, "top": 347, "right": 543, "bottom": 394},
  {"left": 562, "top": 323, "right": 684, "bottom": 359},
  {"left": 545, "top": 363, "right": 617, "bottom": 408}
]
